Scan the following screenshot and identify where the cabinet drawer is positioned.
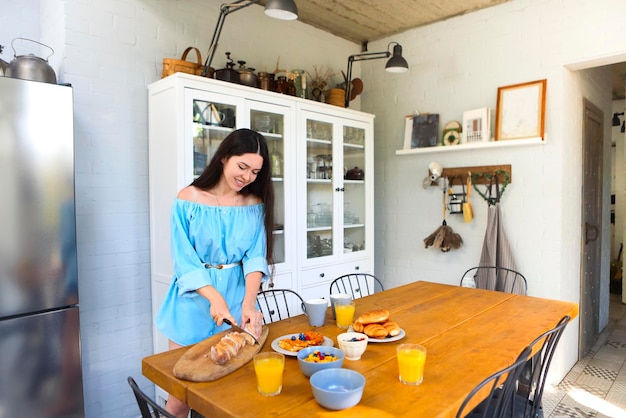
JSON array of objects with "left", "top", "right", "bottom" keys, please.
[
  {"left": 262, "top": 272, "right": 293, "bottom": 291},
  {"left": 301, "top": 260, "right": 371, "bottom": 289}
]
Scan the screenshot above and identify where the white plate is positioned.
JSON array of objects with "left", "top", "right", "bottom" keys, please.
[
  {"left": 271, "top": 334, "right": 334, "bottom": 356},
  {"left": 366, "top": 328, "right": 406, "bottom": 343}
]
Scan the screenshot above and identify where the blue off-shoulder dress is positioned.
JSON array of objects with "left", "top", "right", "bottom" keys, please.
[{"left": 155, "top": 198, "right": 269, "bottom": 346}]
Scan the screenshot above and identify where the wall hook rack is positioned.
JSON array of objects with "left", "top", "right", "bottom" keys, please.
[
  {"left": 425, "top": 164, "right": 512, "bottom": 204},
  {"left": 436, "top": 164, "right": 512, "bottom": 186}
]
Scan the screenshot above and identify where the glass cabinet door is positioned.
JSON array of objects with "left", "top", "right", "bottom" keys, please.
[
  {"left": 305, "top": 117, "right": 334, "bottom": 260},
  {"left": 342, "top": 124, "right": 367, "bottom": 254},
  {"left": 250, "top": 106, "right": 288, "bottom": 265},
  {"left": 186, "top": 89, "right": 290, "bottom": 267},
  {"left": 301, "top": 111, "right": 370, "bottom": 263},
  {"left": 189, "top": 92, "right": 240, "bottom": 179}
]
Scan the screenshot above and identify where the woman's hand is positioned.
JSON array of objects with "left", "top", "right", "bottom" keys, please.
[
  {"left": 197, "top": 285, "right": 235, "bottom": 326},
  {"left": 242, "top": 303, "right": 263, "bottom": 339}
]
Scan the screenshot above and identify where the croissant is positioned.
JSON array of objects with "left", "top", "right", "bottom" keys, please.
[
  {"left": 357, "top": 309, "right": 390, "bottom": 325},
  {"left": 364, "top": 323, "right": 388, "bottom": 339},
  {"left": 209, "top": 332, "right": 253, "bottom": 365},
  {"left": 353, "top": 320, "right": 365, "bottom": 333},
  {"left": 382, "top": 320, "right": 401, "bottom": 337}
]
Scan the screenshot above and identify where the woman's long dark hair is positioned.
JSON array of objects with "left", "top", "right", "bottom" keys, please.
[{"left": 192, "top": 128, "right": 275, "bottom": 267}]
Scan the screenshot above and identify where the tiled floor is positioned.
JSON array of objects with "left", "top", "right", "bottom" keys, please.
[{"left": 543, "top": 293, "right": 626, "bottom": 418}]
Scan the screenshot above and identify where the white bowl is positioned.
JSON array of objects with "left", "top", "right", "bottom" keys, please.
[{"left": 337, "top": 332, "right": 368, "bottom": 360}]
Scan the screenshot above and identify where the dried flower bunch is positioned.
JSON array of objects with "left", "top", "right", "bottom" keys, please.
[{"left": 307, "top": 65, "right": 335, "bottom": 91}]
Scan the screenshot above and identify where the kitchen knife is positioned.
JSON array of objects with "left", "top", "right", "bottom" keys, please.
[{"left": 223, "top": 318, "right": 260, "bottom": 345}]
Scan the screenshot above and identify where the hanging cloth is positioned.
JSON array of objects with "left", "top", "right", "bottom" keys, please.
[{"left": 476, "top": 187, "right": 523, "bottom": 293}]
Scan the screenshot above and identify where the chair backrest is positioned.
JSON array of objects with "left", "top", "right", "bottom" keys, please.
[
  {"left": 329, "top": 273, "right": 384, "bottom": 299},
  {"left": 460, "top": 266, "right": 527, "bottom": 295},
  {"left": 456, "top": 346, "right": 532, "bottom": 418},
  {"left": 515, "top": 315, "right": 571, "bottom": 418},
  {"left": 127, "top": 376, "right": 175, "bottom": 418},
  {"left": 256, "top": 288, "right": 304, "bottom": 324}
]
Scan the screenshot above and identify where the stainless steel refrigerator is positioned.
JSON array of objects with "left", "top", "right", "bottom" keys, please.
[{"left": 0, "top": 77, "right": 84, "bottom": 417}]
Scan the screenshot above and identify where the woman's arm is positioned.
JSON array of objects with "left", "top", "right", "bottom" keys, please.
[{"left": 241, "top": 271, "right": 264, "bottom": 337}]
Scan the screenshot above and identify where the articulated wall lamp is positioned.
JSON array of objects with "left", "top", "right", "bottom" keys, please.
[
  {"left": 344, "top": 42, "right": 409, "bottom": 108},
  {"left": 201, "top": 0, "right": 298, "bottom": 77},
  {"left": 613, "top": 112, "right": 625, "bottom": 133}
]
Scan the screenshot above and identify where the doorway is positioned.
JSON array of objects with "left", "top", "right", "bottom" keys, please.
[{"left": 579, "top": 98, "right": 604, "bottom": 357}]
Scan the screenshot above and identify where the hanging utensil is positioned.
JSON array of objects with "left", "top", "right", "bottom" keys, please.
[
  {"left": 424, "top": 178, "right": 463, "bottom": 252},
  {"left": 463, "top": 172, "right": 474, "bottom": 223}
]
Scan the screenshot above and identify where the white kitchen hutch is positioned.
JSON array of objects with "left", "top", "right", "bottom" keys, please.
[{"left": 147, "top": 73, "right": 374, "bottom": 358}]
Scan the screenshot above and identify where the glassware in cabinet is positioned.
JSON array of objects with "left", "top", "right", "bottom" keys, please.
[
  {"left": 305, "top": 118, "right": 334, "bottom": 259},
  {"left": 249, "top": 107, "right": 288, "bottom": 264},
  {"left": 191, "top": 98, "right": 237, "bottom": 177},
  {"left": 342, "top": 124, "right": 367, "bottom": 253}
]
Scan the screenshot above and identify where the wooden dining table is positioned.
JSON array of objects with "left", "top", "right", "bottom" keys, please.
[{"left": 142, "top": 281, "right": 578, "bottom": 417}]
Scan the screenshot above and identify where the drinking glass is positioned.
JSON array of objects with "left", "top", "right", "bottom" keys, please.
[
  {"left": 254, "top": 352, "right": 285, "bottom": 396},
  {"left": 397, "top": 344, "right": 426, "bottom": 385},
  {"left": 335, "top": 300, "right": 356, "bottom": 328}
]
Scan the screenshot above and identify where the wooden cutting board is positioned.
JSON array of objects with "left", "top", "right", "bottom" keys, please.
[{"left": 173, "top": 326, "right": 269, "bottom": 382}]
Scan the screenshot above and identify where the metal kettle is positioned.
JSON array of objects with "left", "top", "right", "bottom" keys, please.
[{"left": 0, "top": 38, "right": 57, "bottom": 84}]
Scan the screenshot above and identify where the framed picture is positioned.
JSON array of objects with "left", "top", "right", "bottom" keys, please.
[
  {"left": 403, "top": 113, "right": 440, "bottom": 149},
  {"left": 462, "top": 107, "right": 490, "bottom": 143},
  {"left": 495, "top": 79, "right": 547, "bottom": 140}
]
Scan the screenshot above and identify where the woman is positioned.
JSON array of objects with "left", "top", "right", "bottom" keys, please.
[{"left": 155, "top": 128, "right": 274, "bottom": 417}]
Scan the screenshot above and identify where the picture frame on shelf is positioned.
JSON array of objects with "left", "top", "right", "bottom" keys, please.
[
  {"left": 462, "top": 107, "right": 490, "bottom": 143},
  {"left": 403, "top": 113, "right": 440, "bottom": 149},
  {"left": 495, "top": 79, "right": 546, "bottom": 141}
]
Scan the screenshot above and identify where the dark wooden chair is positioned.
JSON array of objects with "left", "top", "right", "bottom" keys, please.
[
  {"left": 127, "top": 376, "right": 175, "bottom": 418},
  {"left": 329, "top": 273, "right": 384, "bottom": 299},
  {"left": 460, "top": 266, "right": 527, "bottom": 295},
  {"left": 456, "top": 346, "right": 532, "bottom": 418},
  {"left": 256, "top": 288, "right": 304, "bottom": 324}
]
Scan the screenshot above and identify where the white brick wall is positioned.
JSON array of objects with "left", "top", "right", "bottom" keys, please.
[
  {"left": 2, "top": 0, "right": 625, "bottom": 415},
  {"left": 1, "top": 0, "right": 357, "bottom": 416},
  {"left": 365, "top": 0, "right": 623, "bottom": 384}
]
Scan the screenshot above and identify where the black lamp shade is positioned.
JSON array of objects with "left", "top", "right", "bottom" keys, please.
[
  {"left": 613, "top": 113, "right": 622, "bottom": 126},
  {"left": 264, "top": 0, "right": 298, "bottom": 20},
  {"left": 385, "top": 44, "right": 409, "bottom": 73}
]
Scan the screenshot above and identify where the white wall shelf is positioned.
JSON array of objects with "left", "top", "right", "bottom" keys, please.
[{"left": 395, "top": 136, "right": 544, "bottom": 155}]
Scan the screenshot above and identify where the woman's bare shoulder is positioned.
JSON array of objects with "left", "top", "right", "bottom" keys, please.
[
  {"left": 177, "top": 186, "right": 198, "bottom": 201},
  {"left": 243, "top": 193, "right": 262, "bottom": 206}
]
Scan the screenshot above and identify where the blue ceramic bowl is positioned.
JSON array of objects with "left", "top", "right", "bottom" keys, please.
[
  {"left": 309, "top": 368, "right": 366, "bottom": 410},
  {"left": 297, "top": 345, "right": 344, "bottom": 378}
]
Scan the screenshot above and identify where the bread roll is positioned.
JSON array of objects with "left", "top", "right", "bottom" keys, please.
[
  {"left": 209, "top": 332, "right": 253, "bottom": 365},
  {"left": 353, "top": 320, "right": 365, "bottom": 333},
  {"left": 357, "top": 309, "right": 390, "bottom": 325},
  {"left": 382, "top": 320, "right": 401, "bottom": 337},
  {"left": 364, "top": 323, "right": 388, "bottom": 339}
]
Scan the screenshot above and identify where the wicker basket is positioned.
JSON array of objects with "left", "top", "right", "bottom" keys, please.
[{"left": 161, "top": 47, "right": 203, "bottom": 79}]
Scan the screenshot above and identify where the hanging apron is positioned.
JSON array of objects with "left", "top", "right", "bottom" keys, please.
[{"left": 475, "top": 174, "right": 523, "bottom": 294}]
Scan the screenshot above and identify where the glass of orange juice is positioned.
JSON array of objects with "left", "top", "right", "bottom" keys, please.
[
  {"left": 253, "top": 352, "right": 285, "bottom": 396},
  {"left": 335, "top": 299, "right": 356, "bottom": 329},
  {"left": 396, "top": 344, "right": 426, "bottom": 385}
]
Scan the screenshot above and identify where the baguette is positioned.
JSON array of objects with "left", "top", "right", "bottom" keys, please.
[
  {"left": 382, "top": 320, "right": 401, "bottom": 337},
  {"left": 209, "top": 332, "right": 252, "bottom": 365},
  {"left": 357, "top": 309, "right": 390, "bottom": 325},
  {"left": 364, "top": 323, "right": 388, "bottom": 339}
]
